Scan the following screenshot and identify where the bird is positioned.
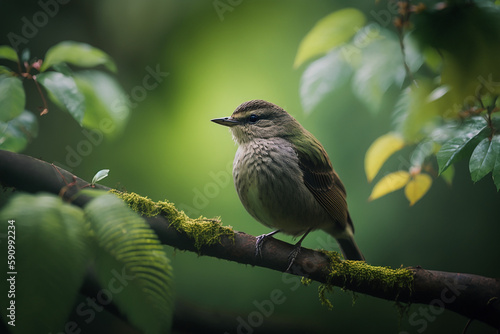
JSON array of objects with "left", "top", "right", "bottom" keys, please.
[{"left": 211, "top": 100, "right": 364, "bottom": 270}]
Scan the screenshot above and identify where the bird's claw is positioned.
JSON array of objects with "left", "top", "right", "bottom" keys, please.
[
  {"left": 255, "top": 235, "right": 267, "bottom": 257},
  {"left": 255, "top": 230, "right": 280, "bottom": 258},
  {"left": 285, "top": 246, "right": 302, "bottom": 272}
]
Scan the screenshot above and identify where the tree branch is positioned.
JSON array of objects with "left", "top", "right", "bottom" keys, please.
[{"left": 1, "top": 150, "right": 499, "bottom": 330}]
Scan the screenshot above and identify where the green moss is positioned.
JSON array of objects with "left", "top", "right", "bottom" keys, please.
[
  {"left": 318, "top": 284, "right": 334, "bottom": 310},
  {"left": 111, "top": 190, "right": 234, "bottom": 251},
  {"left": 318, "top": 250, "right": 414, "bottom": 310},
  {"left": 301, "top": 277, "right": 313, "bottom": 286}
]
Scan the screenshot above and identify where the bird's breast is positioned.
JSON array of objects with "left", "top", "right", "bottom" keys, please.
[{"left": 233, "top": 138, "right": 331, "bottom": 235}]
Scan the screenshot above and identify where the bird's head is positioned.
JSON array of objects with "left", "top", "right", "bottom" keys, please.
[{"left": 211, "top": 100, "right": 302, "bottom": 145}]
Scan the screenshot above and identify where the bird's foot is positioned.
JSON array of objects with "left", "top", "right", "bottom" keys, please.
[
  {"left": 285, "top": 228, "right": 312, "bottom": 272},
  {"left": 255, "top": 230, "right": 280, "bottom": 257},
  {"left": 285, "top": 245, "right": 302, "bottom": 272},
  {"left": 255, "top": 235, "right": 266, "bottom": 257}
]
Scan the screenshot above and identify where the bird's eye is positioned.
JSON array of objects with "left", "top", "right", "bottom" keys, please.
[{"left": 248, "top": 114, "right": 259, "bottom": 123}]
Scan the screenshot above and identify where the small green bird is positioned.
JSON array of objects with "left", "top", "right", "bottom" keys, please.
[{"left": 212, "top": 100, "right": 364, "bottom": 269}]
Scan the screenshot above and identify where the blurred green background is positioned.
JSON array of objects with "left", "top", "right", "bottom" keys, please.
[{"left": 1, "top": 1, "right": 499, "bottom": 333}]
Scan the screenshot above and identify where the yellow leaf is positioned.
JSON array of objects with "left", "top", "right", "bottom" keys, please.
[
  {"left": 293, "top": 8, "right": 366, "bottom": 68},
  {"left": 405, "top": 173, "right": 432, "bottom": 206},
  {"left": 368, "top": 171, "right": 410, "bottom": 201},
  {"left": 365, "top": 133, "right": 405, "bottom": 182}
]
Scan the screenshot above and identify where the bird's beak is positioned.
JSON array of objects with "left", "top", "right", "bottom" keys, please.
[{"left": 211, "top": 117, "right": 240, "bottom": 127}]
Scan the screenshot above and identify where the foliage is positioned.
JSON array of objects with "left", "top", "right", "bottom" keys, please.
[
  {"left": 0, "top": 193, "right": 89, "bottom": 333},
  {"left": 0, "top": 41, "right": 130, "bottom": 152},
  {"left": 0, "top": 192, "right": 174, "bottom": 334},
  {"left": 85, "top": 192, "right": 174, "bottom": 334},
  {"left": 296, "top": 1, "right": 500, "bottom": 205},
  {"left": 0, "top": 40, "right": 174, "bottom": 332},
  {"left": 294, "top": 8, "right": 366, "bottom": 69}
]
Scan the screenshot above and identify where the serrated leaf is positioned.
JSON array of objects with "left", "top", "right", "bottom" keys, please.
[
  {"left": 0, "top": 75, "right": 25, "bottom": 122},
  {"left": 0, "top": 46, "right": 19, "bottom": 63},
  {"left": 365, "top": 132, "right": 405, "bottom": 182},
  {"left": 437, "top": 117, "right": 489, "bottom": 174},
  {"left": 36, "top": 71, "right": 85, "bottom": 124},
  {"left": 85, "top": 194, "right": 173, "bottom": 334},
  {"left": 0, "top": 193, "right": 89, "bottom": 334},
  {"left": 41, "top": 41, "right": 117, "bottom": 72},
  {"left": 405, "top": 173, "right": 432, "bottom": 206},
  {"left": 469, "top": 137, "right": 496, "bottom": 182},
  {"left": 74, "top": 70, "right": 130, "bottom": 136},
  {"left": 294, "top": 8, "right": 365, "bottom": 68},
  {"left": 489, "top": 135, "right": 500, "bottom": 190},
  {"left": 0, "top": 111, "right": 38, "bottom": 152},
  {"left": 299, "top": 49, "right": 352, "bottom": 113},
  {"left": 368, "top": 171, "right": 410, "bottom": 201}
]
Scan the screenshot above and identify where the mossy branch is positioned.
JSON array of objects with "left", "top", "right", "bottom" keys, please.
[
  {"left": 109, "top": 189, "right": 235, "bottom": 251},
  {"left": 1, "top": 150, "right": 499, "bottom": 330}
]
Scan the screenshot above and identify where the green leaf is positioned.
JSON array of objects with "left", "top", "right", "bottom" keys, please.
[
  {"left": 41, "top": 41, "right": 117, "bottom": 73},
  {"left": 469, "top": 137, "right": 497, "bottom": 182},
  {"left": 342, "top": 24, "right": 383, "bottom": 68},
  {"left": 0, "top": 65, "right": 14, "bottom": 75},
  {"left": 36, "top": 71, "right": 85, "bottom": 125},
  {"left": 299, "top": 49, "right": 352, "bottom": 113},
  {"left": 352, "top": 30, "right": 423, "bottom": 114},
  {"left": 410, "top": 140, "right": 435, "bottom": 167},
  {"left": 0, "top": 193, "right": 90, "bottom": 334},
  {"left": 441, "top": 165, "right": 454, "bottom": 185},
  {"left": 422, "top": 46, "right": 442, "bottom": 73},
  {"left": 437, "top": 117, "right": 489, "bottom": 174},
  {"left": 0, "top": 75, "right": 25, "bottom": 122},
  {"left": 74, "top": 70, "right": 130, "bottom": 136},
  {"left": 0, "top": 46, "right": 19, "bottom": 63},
  {"left": 294, "top": 8, "right": 365, "bottom": 68},
  {"left": 85, "top": 194, "right": 174, "bottom": 334},
  {"left": 394, "top": 82, "right": 462, "bottom": 142},
  {"left": 51, "top": 62, "right": 74, "bottom": 77},
  {"left": 0, "top": 111, "right": 38, "bottom": 152},
  {"left": 91, "top": 169, "right": 110, "bottom": 186},
  {"left": 490, "top": 135, "right": 500, "bottom": 190}
]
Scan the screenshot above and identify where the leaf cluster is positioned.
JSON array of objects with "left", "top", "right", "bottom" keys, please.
[
  {"left": 295, "top": 2, "right": 500, "bottom": 204},
  {"left": 0, "top": 41, "right": 130, "bottom": 152},
  {"left": 0, "top": 192, "right": 173, "bottom": 334}
]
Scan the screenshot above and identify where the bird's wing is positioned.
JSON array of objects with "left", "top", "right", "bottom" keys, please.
[{"left": 294, "top": 137, "right": 353, "bottom": 232}]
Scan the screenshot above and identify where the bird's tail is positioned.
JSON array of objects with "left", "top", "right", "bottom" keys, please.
[
  {"left": 323, "top": 226, "right": 365, "bottom": 261},
  {"left": 337, "top": 236, "right": 365, "bottom": 261}
]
